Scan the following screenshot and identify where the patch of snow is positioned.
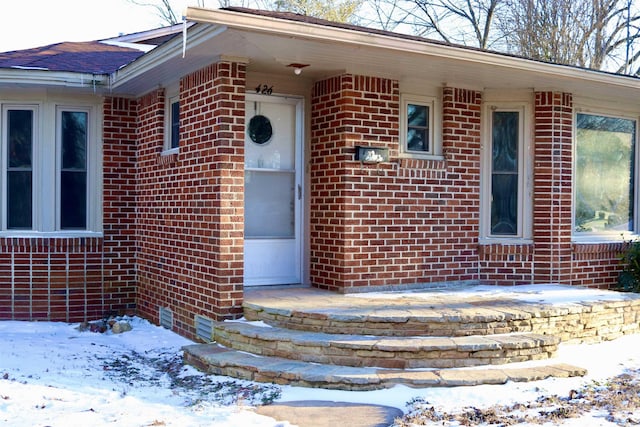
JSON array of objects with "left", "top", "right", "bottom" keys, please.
[
  {"left": 346, "top": 284, "right": 634, "bottom": 304},
  {"left": 1, "top": 315, "right": 640, "bottom": 426}
]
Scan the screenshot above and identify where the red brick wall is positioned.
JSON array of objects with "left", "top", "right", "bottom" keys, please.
[
  {"left": 136, "top": 61, "right": 246, "bottom": 339},
  {"left": 479, "top": 244, "right": 534, "bottom": 285},
  {"left": 533, "top": 92, "right": 574, "bottom": 283},
  {"left": 309, "top": 76, "right": 481, "bottom": 292},
  {"left": 103, "top": 97, "right": 139, "bottom": 314},
  {"left": 572, "top": 243, "right": 625, "bottom": 288}
]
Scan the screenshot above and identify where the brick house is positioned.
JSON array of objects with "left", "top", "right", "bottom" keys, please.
[{"left": 1, "top": 7, "right": 639, "bottom": 340}]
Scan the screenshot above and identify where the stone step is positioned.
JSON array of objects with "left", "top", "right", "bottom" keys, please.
[
  {"left": 242, "top": 286, "right": 640, "bottom": 342},
  {"left": 243, "top": 302, "right": 533, "bottom": 337},
  {"left": 182, "top": 343, "right": 587, "bottom": 391},
  {"left": 213, "top": 321, "right": 560, "bottom": 369}
]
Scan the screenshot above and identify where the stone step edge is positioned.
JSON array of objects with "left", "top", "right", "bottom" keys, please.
[
  {"left": 214, "top": 321, "right": 560, "bottom": 369},
  {"left": 242, "top": 304, "right": 538, "bottom": 337},
  {"left": 182, "top": 343, "right": 587, "bottom": 391}
]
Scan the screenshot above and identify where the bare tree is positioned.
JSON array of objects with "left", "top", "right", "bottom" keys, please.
[
  {"left": 365, "top": 0, "right": 504, "bottom": 49},
  {"left": 127, "top": 0, "right": 269, "bottom": 25},
  {"left": 128, "top": 0, "right": 183, "bottom": 25},
  {"left": 501, "top": 0, "right": 640, "bottom": 73},
  {"left": 368, "top": 0, "right": 640, "bottom": 75},
  {"left": 274, "top": 0, "right": 364, "bottom": 23}
]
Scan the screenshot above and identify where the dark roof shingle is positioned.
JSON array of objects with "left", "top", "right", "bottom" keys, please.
[{"left": 0, "top": 41, "right": 146, "bottom": 74}]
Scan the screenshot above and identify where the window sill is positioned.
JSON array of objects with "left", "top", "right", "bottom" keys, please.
[
  {"left": 479, "top": 238, "right": 533, "bottom": 245},
  {"left": 397, "top": 153, "right": 445, "bottom": 162},
  {"left": 161, "top": 147, "right": 179, "bottom": 156},
  {"left": 0, "top": 231, "right": 104, "bottom": 239},
  {"left": 572, "top": 233, "right": 635, "bottom": 244}
]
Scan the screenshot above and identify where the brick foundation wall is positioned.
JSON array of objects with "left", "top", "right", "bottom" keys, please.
[
  {"left": 309, "top": 76, "right": 481, "bottom": 292},
  {"left": 0, "top": 238, "right": 105, "bottom": 321},
  {"left": 572, "top": 243, "right": 626, "bottom": 288},
  {"left": 136, "top": 61, "right": 246, "bottom": 339}
]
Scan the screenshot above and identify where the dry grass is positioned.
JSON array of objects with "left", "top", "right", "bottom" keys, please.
[{"left": 395, "top": 368, "right": 640, "bottom": 426}]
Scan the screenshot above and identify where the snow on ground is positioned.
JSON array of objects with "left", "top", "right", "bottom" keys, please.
[
  {"left": 1, "top": 308, "right": 640, "bottom": 426},
  {"left": 346, "top": 283, "right": 637, "bottom": 304}
]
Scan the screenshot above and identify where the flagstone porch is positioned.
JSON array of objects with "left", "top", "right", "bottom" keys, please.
[{"left": 182, "top": 284, "right": 640, "bottom": 390}]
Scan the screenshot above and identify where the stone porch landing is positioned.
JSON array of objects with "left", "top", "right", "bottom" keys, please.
[{"left": 182, "top": 284, "right": 640, "bottom": 390}]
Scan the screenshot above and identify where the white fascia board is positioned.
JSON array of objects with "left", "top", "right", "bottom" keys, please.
[
  {"left": 103, "top": 23, "right": 186, "bottom": 44},
  {"left": 100, "top": 40, "right": 156, "bottom": 53},
  {"left": 0, "top": 68, "right": 108, "bottom": 88},
  {"left": 185, "top": 7, "right": 640, "bottom": 92},
  {"left": 109, "top": 23, "right": 227, "bottom": 91}
]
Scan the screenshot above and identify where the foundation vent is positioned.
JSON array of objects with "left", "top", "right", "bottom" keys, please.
[
  {"left": 159, "top": 307, "right": 173, "bottom": 330},
  {"left": 194, "top": 314, "right": 214, "bottom": 342}
]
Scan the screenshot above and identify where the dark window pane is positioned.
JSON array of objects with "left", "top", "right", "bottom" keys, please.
[
  {"left": 7, "top": 109, "right": 33, "bottom": 229},
  {"left": 492, "top": 111, "right": 518, "bottom": 172},
  {"left": 60, "top": 110, "right": 88, "bottom": 230},
  {"left": 61, "top": 171, "right": 87, "bottom": 229},
  {"left": 407, "top": 104, "right": 427, "bottom": 127},
  {"left": 170, "top": 101, "right": 180, "bottom": 149},
  {"left": 8, "top": 110, "right": 32, "bottom": 168},
  {"left": 490, "top": 111, "right": 519, "bottom": 236},
  {"left": 491, "top": 174, "right": 518, "bottom": 235},
  {"left": 407, "top": 128, "right": 427, "bottom": 151},
  {"left": 407, "top": 103, "right": 429, "bottom": 152},
  {"left": 575, "top": 113, "right": 635, "bottom": 232},
  {"left": 62, "top": 111, "right": 87, "bottom": 170},
  {"left": 7, "top": 171, "right": 32, "bottom": 229}
]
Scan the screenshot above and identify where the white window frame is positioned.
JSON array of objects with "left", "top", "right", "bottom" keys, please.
[
  {"left": 572, "top": 107, "right": 639, "bottom": 242},
  {"left": 55, "top": 106, "right": 100, "bottom": 232},
  {"left": 399, "top": 94, "right": 442, "bottom": 159},
  {"left": 0, "top": 100, "right": 101, "bottom": 236},
  {"left": 480, "top": 103, "right": 533, "bottom": 242},
  {"left": 163, "top": 85, "right": 180, "bottom": 154}
]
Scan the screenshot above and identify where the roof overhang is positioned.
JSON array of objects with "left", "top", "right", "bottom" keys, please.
[
  {"left": 0, "top": 68, "right": 108, "bottom": 92},
  {"left": 108, "top": 23, "right": 233, "bottom": 96},
  {"left": 175, "top": 7, "right": 640, "bottom": 104}
]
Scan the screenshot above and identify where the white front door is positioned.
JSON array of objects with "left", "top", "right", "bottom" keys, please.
[{"left": 244, "top": 94, "right": 303, "bottom": 286}]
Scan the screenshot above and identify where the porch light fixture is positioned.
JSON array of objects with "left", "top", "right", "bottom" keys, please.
[{"left": 287, "top": 63, "right": 309, "bottom": 75}]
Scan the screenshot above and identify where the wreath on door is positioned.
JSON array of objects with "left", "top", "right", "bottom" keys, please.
[{"left": 248, "top": 114, "right": 273, "bottom": 145}]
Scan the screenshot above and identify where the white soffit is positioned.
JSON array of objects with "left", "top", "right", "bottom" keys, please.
[{"left": 184, "top": 7, "right": 640, "bottom": 101}]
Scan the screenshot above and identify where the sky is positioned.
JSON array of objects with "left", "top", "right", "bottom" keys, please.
[{"left": 0, "top": 0, "right": 212, "bottom": 53}]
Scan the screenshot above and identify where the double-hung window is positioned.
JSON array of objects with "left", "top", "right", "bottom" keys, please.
[
  {"left": 1, "top": 102, "right": 99, "bottom": 234},
  {"left": 482, "top": 104, "right": 532, "bottom": 240},
  {"left": 400, "top": 94, "right": 441, "bottom": 158},
  {"left": 574, "top": 112, "right": 636, "bottom": 236}
]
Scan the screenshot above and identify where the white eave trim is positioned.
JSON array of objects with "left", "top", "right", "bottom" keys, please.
[
  {"left": 102, "top": 23, "right": 187, "bottom": 44},
  {"left": 185, "top": 7, "right": 640, "bottom": 91},
  {"left": 0, "top": 68, "right": 108, "bottom": 89},
  {"left": 109, "top": 22, "right": 227, "bottom": 92}
]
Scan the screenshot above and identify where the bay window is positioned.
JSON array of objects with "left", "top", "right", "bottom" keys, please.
[{"left": 1, "top": 102, "right": 100, "bottom": 234}]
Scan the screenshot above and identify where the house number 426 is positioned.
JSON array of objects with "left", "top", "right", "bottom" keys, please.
[{"left": 255, "top": 84, "right": 274, "bottom": 95}]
